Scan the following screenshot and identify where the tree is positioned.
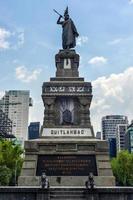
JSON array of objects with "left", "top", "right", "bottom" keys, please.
[
  {"left": 0, "top": 165, "right": 12, "bottom": 186},
  {"left": 111, "top": 150, "right": 133, "bottom": 186},
  {"left": 0, "top": 139, "right": 24, "bottom": 185}
]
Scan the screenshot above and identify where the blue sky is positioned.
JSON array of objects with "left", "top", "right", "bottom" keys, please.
[{"left": 0, "top": 0, "right": 133, "bottom": 132}]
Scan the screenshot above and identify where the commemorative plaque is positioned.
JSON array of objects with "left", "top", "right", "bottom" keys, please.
[
  {"left": 42, "top": 128, "right": 92, "bottom": 137},
  {"left": 36, "top": 155, "right": 97, "bottom": 176}
]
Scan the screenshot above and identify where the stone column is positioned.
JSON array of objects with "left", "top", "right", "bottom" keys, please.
[
  {"left": 42, "top": 97, "right": 55, "bottom": 127},
  {"left": 78, "top": 97, "right": 92, "bottom": 127}
]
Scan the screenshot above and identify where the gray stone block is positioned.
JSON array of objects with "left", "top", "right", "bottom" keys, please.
[
  {"left": 98, "top": 169, "right": 113, "bottom": 176},
  {"left": 21, "top": 168, "right": 35, "bottom": 176},
  {"left": 98, "top": 161, "right": 111, "bottom": 169},
  {"left": 94, "top": 176, "right": 115, "bottom": 186},
  {"left": 25, "top": 155, "right": 37, "bottom": 161},
  {"left": 96, "top": 155, "right": 110, "bottom": 161},
  {"left": 18, "top": 176, "right": 40, "bottom": 186},
  {"left": 23, "top": 161, "right": 36, "bottom": 169},
  {"left": 18, "top": 175, "right": 115, "bottom": 187}
]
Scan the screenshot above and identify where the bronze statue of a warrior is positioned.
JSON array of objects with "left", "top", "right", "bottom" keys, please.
[{"left": 55, "top": 7, "right": 79, "bottom": 50}]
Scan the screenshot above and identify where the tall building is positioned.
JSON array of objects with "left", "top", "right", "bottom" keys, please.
[
  {"left": 0, "top": 90, "right": 32, "bottom": 144},
  {"left": 102, "top": 115, "right": 128, "bottom": 140},
  {"left": 116, "top": 124, "right": 128, "bottom": 152},
  {"left": 0, "top": 109, "right": 15, "bottom": 139},
  {"left": 108, "top": 138, "right": 116, "bottom": 158},
  {"left": 125, "top": 121, "right": 133, "bottom": 153},
  {"left": 28, "top": 122, "right": 40, "bottom": 140}
]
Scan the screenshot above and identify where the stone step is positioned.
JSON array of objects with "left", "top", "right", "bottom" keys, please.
[
  {"left": 50, "top": 192, "right": 85, "bottom": 196},
  {"left": 50, "top": 198, "right": 85, "bottom": 200},
  {"left": 50, "top": 197, "right": 85, "bottom": 200},
  {"left": 50, "top": 188, "right": 85, "bottom": 192},
  {"left": 50, "top": 188, "right": 86, "bottom": 200},
  {"left": 50, "top": 195, "right": 85, "bottom": 198},
  {"left": 50, "top": 190, "right": 85, "bottom": 194}
]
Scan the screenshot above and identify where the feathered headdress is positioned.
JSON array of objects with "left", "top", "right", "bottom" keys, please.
[{"left": 64, "top": 6, "right": 69, "bottom": 16}]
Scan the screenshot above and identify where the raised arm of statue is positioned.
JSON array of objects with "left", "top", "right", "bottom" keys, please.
[{"left": 57, "top": 15, "right": 63, "bottom": 25}]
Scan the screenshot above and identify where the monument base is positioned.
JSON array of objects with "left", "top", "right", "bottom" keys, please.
[
  {"left": 18, "top": 176, "right": 115, "bottom": 187},
  {"left": 18, "top": 138, "right": 115, "bottom": 186}
]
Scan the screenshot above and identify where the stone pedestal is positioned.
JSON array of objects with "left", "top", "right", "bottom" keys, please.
[
  {"left": 18, "top": 138, "right": 115, "bottom": 186},
  {"left": 41, "top": 49, "right": 94, "bottom": 137},
  {"left": 55, "top": 49, "right": 79, "bottom": 77},
  {"left": 19, "top": 49, "right": 115, "bottom": 186}
]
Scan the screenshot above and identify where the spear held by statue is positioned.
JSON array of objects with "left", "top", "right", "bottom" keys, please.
[{"left": 53, "top": 9, "right": 64, "bottom": 19}]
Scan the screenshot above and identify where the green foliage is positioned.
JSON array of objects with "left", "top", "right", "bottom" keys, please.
[
  {"left": 111, "top": 150, "right": 133, "bottom": 186},
  {"left": 0, "top": 139, "right": 24, "bottom": 185},
  {"left": 0, "top": 165, "right": 12, "bottom": 186}
]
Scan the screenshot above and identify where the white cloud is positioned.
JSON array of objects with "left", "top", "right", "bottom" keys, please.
[
  {"left": 129, "top": 0, "right": 133, "bottom": 4},
  {"left": 108, "top": 38, "right": 122, "bottom": 45},
  {"left": 89, "top": 56, "right": 108, "bottom": 65},
  {"left": 0, "top": 28, "right": 11, "bottom": 49},
  {"left": 0, "top": 27, "right": 24, "bottom": 50},
  {"left": 91, "top": 67, "right": 133, "bottom": 132},
  {"left": 17, "top": 31, "right": 24, "bottom": 46},
  {"left": 11, "top": 30, "right": 25, "bottom": 49},
  {"left": 15, "top": 66, "right": 42, "bottom": 83},
  {"left": 77, "top": 36, "right": 88, "bottom": 46},
  {"left": 0, "top": 91, "right": 4, "bottom": 99}
]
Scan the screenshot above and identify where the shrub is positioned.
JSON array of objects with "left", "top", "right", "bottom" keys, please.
[
  {"left": 0, "top": 165, "right": 12, "bottom": 186},
  {"left": 111, "top": 151, "right": 133, "bottom": 186}
]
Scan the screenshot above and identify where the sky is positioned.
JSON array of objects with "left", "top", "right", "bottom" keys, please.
[{"left": 0, "top": 0, "right": 133, "bottom": 133}]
